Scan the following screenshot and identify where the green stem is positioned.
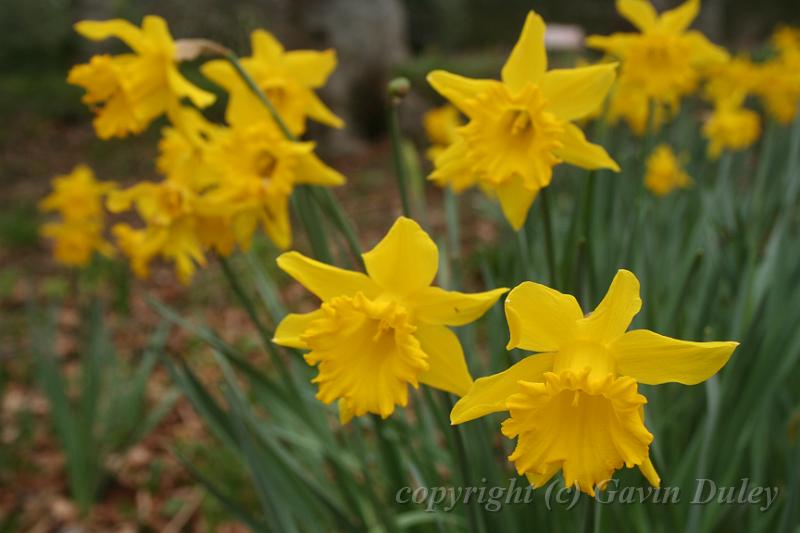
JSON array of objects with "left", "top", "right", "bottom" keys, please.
[
  {"left": 539, "top": 188, "right": 557, "bottom": 287},
  {"left": 310, "top": 188, "right": 365, "bottom": 268},
  {"left": 516, "top": 225, "right": 533, "bottom": 280},
  {"left": 293, "top": 187, "right": 333, "bottom": 263},
  {"left": 581, "top": 171, "right": 598, "bottom": 303},
  {"left": 225, "top": 52, "right": 296, "bottom": 141},
  {"left": 444, "top": 187, "right": 462, "bottom": 289},
  {"left": 388, "top": 99, "right": 412, "bottom": 217}
]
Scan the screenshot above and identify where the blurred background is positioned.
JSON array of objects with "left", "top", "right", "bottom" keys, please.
[{"left": 1, "top": 1, "right": 799, "bottom": 530}]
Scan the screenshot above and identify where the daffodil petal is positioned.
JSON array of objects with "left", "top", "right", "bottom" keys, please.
[
  {"left": 416, "top": 325, "right": 473, "bottom": 397},
  {"left": 273, "top": 309, "right": 325, "bottom": 349},
  {"left": 251, "top": 29, "right": 285, "bottom": 60},
  {"left": 141, "top": 15, "right": 173, "bottom": 51},
  {"left": 293, "top": 152, "right": 347, "bottom": 186},
  {"left": 276, "top": 251, "right": 379, "bottom": 301},
  {"left": 362, "top": 217, "right": 438, "bottom": 296},
  {"left": 427, "top": 71, "right": 496, "bottom": 114},
  {"left": 305, "top": 91, "right": 345, "bottom": 129},
  {"left": 167, "top": 66, "right": 215, "bottom": 108},
  {"left": 541, "top": 64, "right": 617, "bottom": 122},
  {"left": 684, "top": 31, "right": 730, "bottom": 65},
  {"left": 450, "top": 353, "right": 555, "bottom": 424},
  {"left": 408, "top": 286, "right": 508, "bottom": 327},
  {"left": 658, "top": 0, "right": 699, "bottom": 34},
  {"left": 616, "top": 0, "right": 658, "bottom": 32},
  {"left": 581, "top": 269, "right": 642, "bottom": 344},
  {"left": 285, "top": 49, "right": 337, "bottom": 87},
  {"left": 495, "top": 174, "right": 539, "bottom": 230},
  {"left": 74, "top": 19, "right": 145, "bottom": 52},
  {"left": 554, "top": 123, "right": 620, "bottom": 172},
  {"left": 585, "top": 33, "right": 638, "bottom": 57},
  {"left": 505, "top": 281, "right": 583, "bottom": 351},
  {"left": 612, "top": 329, "right": 738, "bottom": 385},
  {"left": 639, "top": 454, "right": 661, "bottom": 487},
  {"left": 501, "top": 11, "right": 547, "bottom": 91}
]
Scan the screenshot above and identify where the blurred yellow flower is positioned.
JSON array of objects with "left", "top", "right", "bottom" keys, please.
[
  {"left": 68, "top": 16, "right": 215, "bottom": 139},
  {"left": 203, "top": 122, "right": 346, "bottom": 251},
  {"left": 157, "top": 106, "right": 223, "bottom": 190},
  {"left": 606, "top": 78, "right": 668, "bottom": 135},
  {"left": 107, "top": 180, "right": 215, "bottom": 284},
  {"left": 39, "top": 164, "right": 115, "bottom": 222},
  {"left": 428, "top": 11, "right": 619, "bottom": 229},
  {"left": 703, "top": 55, "right": 760, "bottom": 103},
  {"left": 201, "top": 29, "right": 342, "bottom": 136},
  {"left": 644, "top": 144, "right": 692, "bottom": 196},
  {"left": 703, "top": 95, "right": 761, "bottom": 159},
  {"left": 752, "top": 30, "right": 800, "bottom": 124},
  {"left": 40, "top": 221, "right": 114, "bottom": 268},
  {"left": 273, "top": 217, "right": 507, "bottom": 423},
  {"left": 423, "top": 104, "right": 463, "bottom": 161},
  {"left": 587, "top": 0, "right": 728, "bottom": 134},
  {"left": 451, "top": 270, "right": 737, "bottom": 495},
  {"left": 39, "top": 165, "right": 115, "bottom": 267}
]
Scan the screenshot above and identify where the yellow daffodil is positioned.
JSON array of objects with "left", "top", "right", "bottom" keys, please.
[
  {"left": 203, "top": 122, "right": 346, "bottom": 250},
  {"left": 107, "top": 180, "right": 215, "bottom": 284},
  {"left": 423, "top": 104, "right": 463, "bottom": 161},
  {"left": 644, "top": 144, "right": 692, "bottom": 196},
  {"left": 587, "top": 0, "right": 728, "bottom": 134},
  {"left": 201, "top": 29, "right": 342, "bottom": 136},
  {"left": 157, "top": 106, "right": 223, "bottom": 190},
  {"left": 39, "top": 165, "right": 116, "bottom": 267},
  {"left": 451, "top": 270, "right": 737, "bottom": 495},
  {"left": 68, "top": 16, "right": 215, "bottom": 140},
  {"left": 273, "top": 217, "right": 508, "bottom": 423},
  {"left": 606, "top": 77, "right": 668, "bottom": 135},
  {"left": 703, "top": 95, "right": 761, "bottom": 159},
  {"left": 703, "top": 56, "right": 760, "bottom": 103},
  {"left": 39, "top": 165, "right": 115, "bottom": 222},
  {"left": 40, "top": 221, "right": 114, "bottom": 267},
  {"left": 751, "top": 29, "right": 800, "bottom": 124},
  {"left": 428, "top": 11, "right": 619, "bottom": 229}
]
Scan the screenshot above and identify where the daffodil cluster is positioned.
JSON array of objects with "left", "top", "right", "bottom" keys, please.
[
  {"left": 66, "top": 18, "right": 344, "bottom": 283},
  {"left": 587, "top": 0, "right": 728, "bottom": 135},
  {"left": 39, "top": 165, "right": 116, "bottom": 267}
]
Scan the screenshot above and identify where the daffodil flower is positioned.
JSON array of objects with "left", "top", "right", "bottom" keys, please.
[
  {"left": 201, "top": 29, "right": 343, "bottom": 136},
  {"left": 108, "top": 181, "right": 212, "bottom": 284},
  {"left": 451, "top": 270, "right": 737, "bottom": 495},
  {"left": 273, "top": 217, "right": 508, "bottom": 423},
  {"left": 587, "top": 0, "right": 728, "bottom": 130},
  {"left": 427, "top": 11, "right": 619, "bottom": 229},
  {"left": 703, "top": 95, "right": 761, "bottom": 159},
  {"left": 644, "top": 144, "right": 692, "bottom": 196},
  {"left": 39, "top": 165, "right": 116, "bottom": 222},
  {"left": 39, "top": 165, "right": 116, "bottom": 267},
  {"left": 203, "top": 122, "right": 346, "bottom": 251},
  {"left": 68, "top": 16, "right": 215, "bottom": 139}
]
